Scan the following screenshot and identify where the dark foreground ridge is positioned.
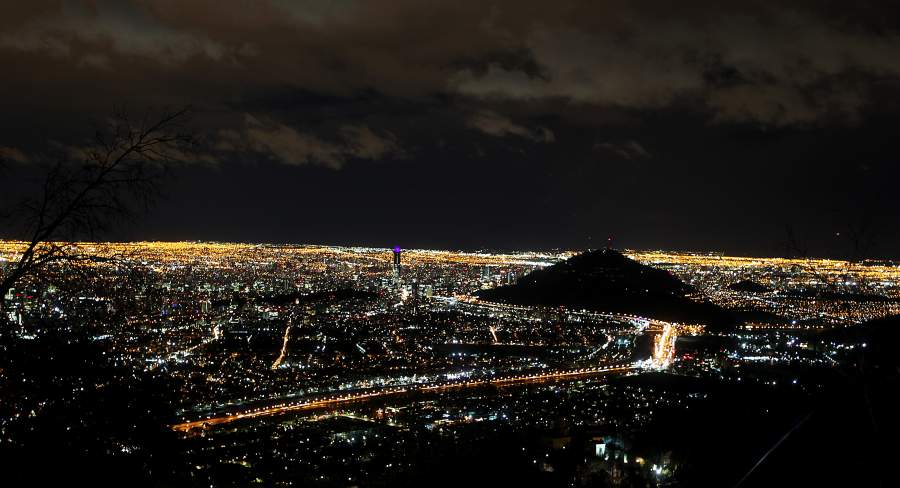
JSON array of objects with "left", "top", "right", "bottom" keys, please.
[{"left": 476, "top": 249, "right": 729, "bottom": 325}]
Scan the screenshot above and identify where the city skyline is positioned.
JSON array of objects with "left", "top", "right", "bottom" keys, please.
[{"left": 3, "top": 240, "right": 895, "bottom": 486}]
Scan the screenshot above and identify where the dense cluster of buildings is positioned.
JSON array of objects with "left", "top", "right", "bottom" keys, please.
[
  {"left": 1, "top": 241, "right": 890, "bottom": 486},
  {"left": 627, "top": 251, "right": 900, "bottom": 325}
]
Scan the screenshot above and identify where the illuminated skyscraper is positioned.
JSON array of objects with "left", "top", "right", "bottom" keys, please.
[{"left": 392, "top": 246, "right": 402, "bottom": 284}]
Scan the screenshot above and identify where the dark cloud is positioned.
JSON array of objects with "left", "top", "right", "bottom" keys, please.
[
  {"left": 3, "top": 1, "right": 900, "bottom": 127},
  {"left": 452, "top": 6, "right": 900, "bottom": 126},
  {"left": 595, "top": 140, "right": 651, "bottom": 161},
  {"left": 467, "top": 110, "right": 554, "bottom": 142},
  {"left": 213, "top": 114, "right": 403, "bottom": 169},
  {"left": 1, "top": 1, "right": 899, "bottom": 254},
  {"left": 0, "top": 146, "right": 29, "bottom": 164}
]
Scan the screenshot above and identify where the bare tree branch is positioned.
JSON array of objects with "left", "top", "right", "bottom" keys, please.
[{"left": 1, "top": 107, "right": 193, "bottom": 311}]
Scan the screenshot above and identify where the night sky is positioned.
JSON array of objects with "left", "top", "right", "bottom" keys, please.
[{"left": 2, "top": 1, "right": 899, "bottom": 257}]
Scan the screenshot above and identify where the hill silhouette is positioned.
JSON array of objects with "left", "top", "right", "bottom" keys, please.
[
  {"left": 476, "top": 249, "right": 730, "bottom": 325},
  {"left": 818, "top": 314, "right": 900, "bottom": 368}
]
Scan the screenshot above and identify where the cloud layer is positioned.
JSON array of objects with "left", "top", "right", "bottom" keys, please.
[
  {"left": 467, "top": 111, "right": 554, "bottom": 143},
  {"left": 215, "top": 115, "right": 402, "bottom": 169},
  {"left": 4, "top": 3, "right": 900, "bottom": 114},
  {"left": 2, "top": 0, "right": 900, "bottom": 166}
]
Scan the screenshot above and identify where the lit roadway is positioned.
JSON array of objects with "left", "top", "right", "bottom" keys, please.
[
  {"left": 650, "top": 321, "right": 677, "bottom": 369},
  {"left": 171, "top": 364, "right": 635, "bottom": 433},
  {"left": 171, "top": 298, "right": 688, "bottom": 433}
]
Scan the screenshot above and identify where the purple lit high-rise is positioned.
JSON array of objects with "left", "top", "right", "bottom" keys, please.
[{"left": 392, "top": 246, "right": 402, "bottom": 283}]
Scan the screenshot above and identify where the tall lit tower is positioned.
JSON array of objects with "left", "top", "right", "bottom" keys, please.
[{"left": 392, "top": 246, "right": 402, "bottom": 283}]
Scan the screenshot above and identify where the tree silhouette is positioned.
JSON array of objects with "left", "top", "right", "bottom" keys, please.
[{"left": 0, "top": 108, "right": 192, "bottom": 310}]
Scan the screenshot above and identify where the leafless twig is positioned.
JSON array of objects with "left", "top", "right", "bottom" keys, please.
[{"left": 0, "top": 107, "right": 193, "bottom": 309}]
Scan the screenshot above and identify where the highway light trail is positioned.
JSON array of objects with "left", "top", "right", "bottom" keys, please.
[
  {"left": 271, "top": 321, "right": 292, "bottom": 370},
  {"left": 651, "top": 322, "right": 677, "bottom": 369},
  {"left": 171, "top": 364, "right": 634, "bottom": 433}
]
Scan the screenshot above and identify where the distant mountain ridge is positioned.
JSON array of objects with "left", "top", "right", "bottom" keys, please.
[{"left": 476, "top": 248, "right": 729, "bottom": 324}]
